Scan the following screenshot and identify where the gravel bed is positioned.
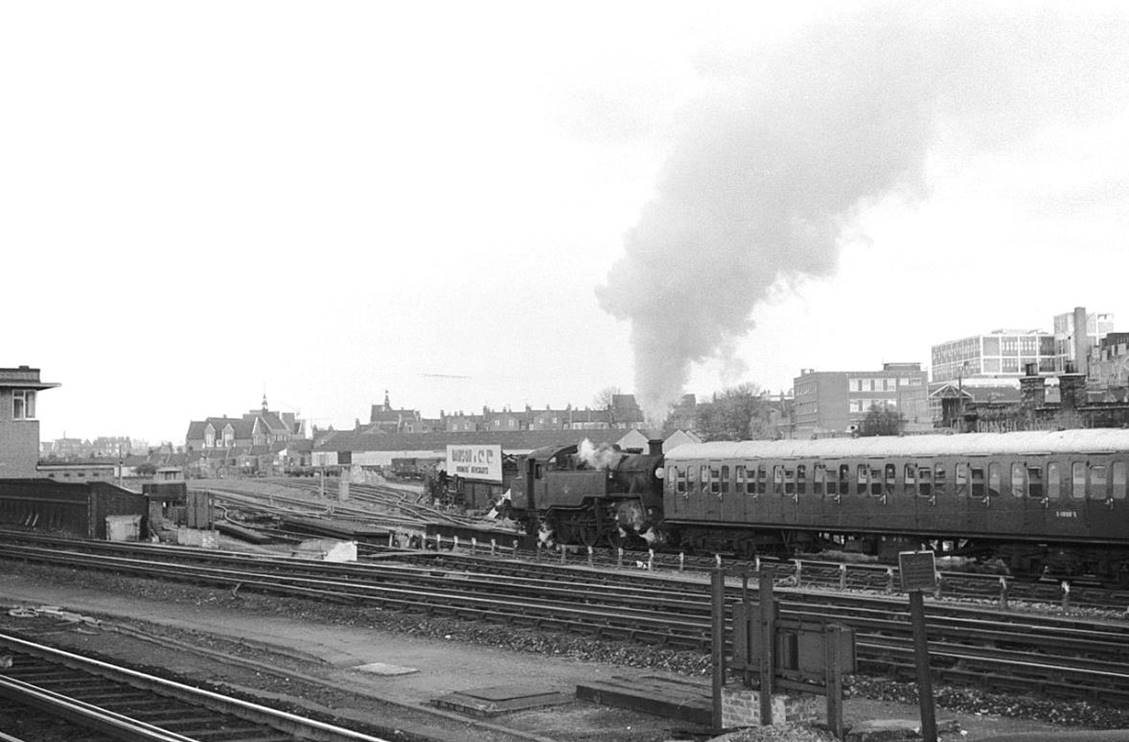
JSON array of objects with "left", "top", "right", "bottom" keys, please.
[{"left": 10, "top": 560, "right": 1129, "bottom": 733}]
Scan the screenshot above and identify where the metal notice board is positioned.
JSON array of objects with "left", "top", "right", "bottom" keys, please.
[{"left": 898, "top": 550, "right": 937, "bottom": 592}]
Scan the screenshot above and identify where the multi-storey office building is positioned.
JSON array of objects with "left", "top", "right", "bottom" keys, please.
[
  {"left": 931, "top": 330, "right": 1058, "bottom": 383},
  {"left": 792, "top": 363, "right": 929, "bottom": 437},
  {"left": 932, "top": 308, "right": 1114, "bottom": 384},
  {"left": 1053, "top": 307, "right": 1115, "bottom": 375}
]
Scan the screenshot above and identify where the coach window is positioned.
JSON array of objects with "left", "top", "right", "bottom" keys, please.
[
  {"left": 1113, "top": 462, "right": 1126, "bottom": 500},
  {"left": 955, "top": 463, "right": 968, "bottom": 495},
  {"left": 1047, "top": 462, "right": 1061, "bottom": 500},
  {"left": 856, "top": 464, "right": 868, "bottom": 495},
  {"left": 783, "top": 467, "right": 796, "bottom": 495},
  {"left": 687, "top": 464, "right": 697, "bottom": 494},
  {"left": 884, "top": 464, "right": 896, "bottom": 493},
  {"left": 970, "top": 466, "right": 985, "bottom": 498},
  {"left": 773, "top": 465, "right": 785, "bottom": 495},
  {"left": 918, "top": 466, "right": 933, "bottom": 497},
  {"left": 825, "top": 465, "right": 838, "bottom": 496},
  {"left": 934, "top": 465, "right": 947, "bottom": 497},
  {"left": 904, "top": 464, "right": 916, "bottom": 495},
  {"left": 735, "top": 465, "right": 746, "bottom": 495},
  {"left": 796, "top": 464, "right": 808, "bottom": 495},
  {"left": 813, "top": 464, "right": 825, "bottom": 496},
  {"left": 1010, "top": 463, "right": 1026, "bottom": 498},
  {"left": 710, "top": 466, "right": 722, "bottom": 495},
  {"left": 988, "top": 463, "right": 1002, "bottom": 498},
  {"left": 1090, "top": 464, "right": 1108, "bottom": 500},
  {"left": 870, "top": 466, "right": 884, "bottom": 496},
  {"left": 1072, "top": 462, "right": 1086, "bottom": 499},
  {"left": 720, "top": 465, "right": 730, "bottom": 495},
  {"left": 1027, "top": 466, "right": 1044, "bottom": 499},
  {"left": 839, "top": 464, "right": 851, "bottom": 495},
  {"left": 757, "top": 466, "right": 769, "bottom": 495},
  {"left": 701, "top": 466, "right": 711, "bottom": 495}
]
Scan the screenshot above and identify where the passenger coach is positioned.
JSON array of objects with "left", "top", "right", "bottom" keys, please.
[{"left": 662, "top": 430, "right": 1129, "bottom": 585}]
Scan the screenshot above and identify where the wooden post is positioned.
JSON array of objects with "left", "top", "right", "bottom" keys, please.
[
  {"left": 909, "top": 590, "right": 937, "bottom": 742},
  {"left": 711, "top": 568, "right": 726, "bottom": 730},
  {"left": 825, "top": 625, "right": 845, "bottom": 740},
  {"left": 759, "top": 572, "right": 775, "bottom": 726}
]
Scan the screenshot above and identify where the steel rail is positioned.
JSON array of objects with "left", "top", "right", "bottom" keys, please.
[
  {"left": 0, "top": 632, "right": 393, "bottom": 742},
  {"left": 5, "top": 537, "right": 1129, "bottom": 704}
]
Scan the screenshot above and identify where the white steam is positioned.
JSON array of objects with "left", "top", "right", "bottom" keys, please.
[
  {"left": 597, "top": 5, "right": 1129, "bottom": 426},
  {"left": 577, "top": 438, "right": 621, "bottom": 469}
]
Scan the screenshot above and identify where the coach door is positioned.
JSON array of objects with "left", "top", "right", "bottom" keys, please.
[
  {"left": 718, "top": 463, "right": 742, "bottom": 522},
  {"left": 819, "top": 462, "right": 851, "bottom": 529},
  {"left": 1080, "top": 457, "right": 1127, "bottom": 542},
  {"left": 960, "top": 458, "right": 992, "bottom": 536},
  {"left": 1045, "top": 460, "right": 1089, "bottom": 540},
  {"left": 1017, "top": 461, "right": 1047, "bottom": 537},
  {"left": 909, "top": 460, "right": 950, "bottom": 535}
]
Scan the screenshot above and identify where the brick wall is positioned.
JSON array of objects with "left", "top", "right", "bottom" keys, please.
[{"left": 721, "top": 687, "right": 821, "bottom": 728}]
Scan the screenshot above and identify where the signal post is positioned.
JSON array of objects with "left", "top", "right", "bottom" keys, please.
[{"left": 899, "top": 550, "right": 939, "bottom": 742}]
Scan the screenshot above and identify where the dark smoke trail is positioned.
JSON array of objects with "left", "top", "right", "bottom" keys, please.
[{"left": 596, "top": 5, "right": 1129, "bottom": 425}]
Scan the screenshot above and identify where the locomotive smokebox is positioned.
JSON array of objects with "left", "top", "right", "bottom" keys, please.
[{"left": 648, "top": 439, "right": 663, "bottom": 457}]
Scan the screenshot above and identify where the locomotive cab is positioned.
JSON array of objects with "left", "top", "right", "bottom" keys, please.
[{"left": 509, "top": 441, "right": 665, "bottom": 547}]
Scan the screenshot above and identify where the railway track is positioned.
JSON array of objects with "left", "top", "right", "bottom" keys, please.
[
  {"left": 194, "top": 477, "right": 1129, "bottom": 611},
  {"left": 0, "top": 632, "right": 393, "bottom": 742},
  {"left": 3, "top": 533, "right": 1129, "bottom": 707}
]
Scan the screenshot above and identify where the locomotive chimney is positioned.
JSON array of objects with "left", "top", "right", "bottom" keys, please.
[{"left": 648, "top": 439, "right": 663, "bottom": 457}]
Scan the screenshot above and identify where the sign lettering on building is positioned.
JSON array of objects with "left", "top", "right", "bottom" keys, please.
[{"left": 446, "top": 444, "right": 502, "bottom": 483}]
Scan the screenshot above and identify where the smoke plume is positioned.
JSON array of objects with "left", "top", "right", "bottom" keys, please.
[
  {"left": 596, "top": 4, "right": 1129, "bottom": 426},
  {"left": 578, "top": 437, "right": 620, "bottom": 470}
]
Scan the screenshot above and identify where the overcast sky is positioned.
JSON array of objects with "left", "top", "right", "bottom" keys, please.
[{"left": 4, "top": 1, "right": 1128, "bottom": 444}]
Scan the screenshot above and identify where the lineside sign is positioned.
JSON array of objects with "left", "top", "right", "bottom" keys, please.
[
  {"left": 898, "top": 550, "right": 937, "bottom": 592},
  {"left": 446, "top": 444, "right": 502, "bottom": 483}
]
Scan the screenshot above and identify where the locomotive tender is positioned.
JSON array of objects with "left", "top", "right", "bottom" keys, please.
[{"left": 509, "top": 430, "right": 1129, "bottom": 585}]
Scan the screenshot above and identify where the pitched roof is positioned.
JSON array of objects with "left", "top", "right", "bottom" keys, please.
[{"left": 313, "top": 429, "right": 625, "bottom": 454}]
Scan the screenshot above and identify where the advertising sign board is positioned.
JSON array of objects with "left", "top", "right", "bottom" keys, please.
[{"left": 446, "top": 444, "right": 502, "bottom": 483}]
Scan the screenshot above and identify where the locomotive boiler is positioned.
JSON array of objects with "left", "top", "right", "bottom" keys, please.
[{"left": 507, "top": 439, "right": 665, "bottom": 547}]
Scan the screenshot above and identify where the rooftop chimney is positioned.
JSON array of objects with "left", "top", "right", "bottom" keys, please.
[
  {"left": 1073, "top": 306, "right": 1089, "bottom": 378},
  {"left": 1019, "top": 363, "right": 1046, "bottom": 408}
]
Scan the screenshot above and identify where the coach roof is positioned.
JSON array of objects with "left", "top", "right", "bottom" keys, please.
[{"left": 666, "top": 429, "right": 1129, "bottom": 460}]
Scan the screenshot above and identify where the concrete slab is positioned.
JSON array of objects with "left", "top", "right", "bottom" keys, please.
[
  {"left": 431, "top": 683, "right": 573, "bottom": 717},
  {"left": 352, "top": 662, "right": 419, "bottom": 676},
  {"left": 576, "top": 674, "right": 712, "bottom": 726}
]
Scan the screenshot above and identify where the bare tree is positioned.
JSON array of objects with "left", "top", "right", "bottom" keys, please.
[
  {"left": 593, "top": 386, "right": 621, "bottom": 410},
  {"left": 695, "top": 383, "right": 777, "bottom": 441}
]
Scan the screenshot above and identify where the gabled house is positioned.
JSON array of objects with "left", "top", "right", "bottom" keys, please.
[
  {"left": 184, "top": 396, "right": 308, "bottom": 477},
  {"left": 367, "top": 391, "right": 422, "bottom": 433}
]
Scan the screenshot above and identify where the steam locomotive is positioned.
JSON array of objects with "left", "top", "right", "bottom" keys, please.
[{"left": 507, "top": 430, "right": 1129, "bottom": 585}]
